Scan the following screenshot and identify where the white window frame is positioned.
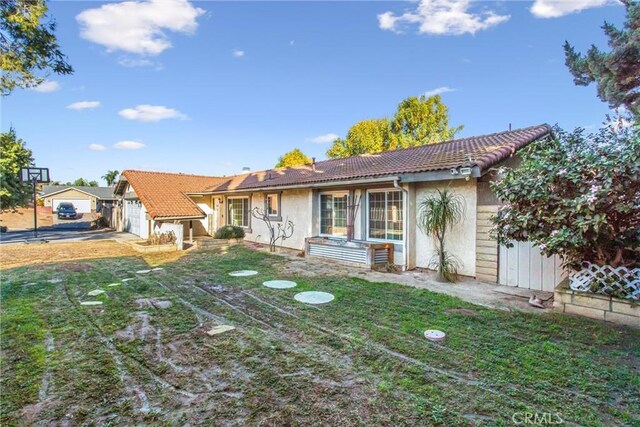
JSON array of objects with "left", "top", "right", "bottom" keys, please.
[
  {"left": 366, "top": 189, "right": 405, "bottom": 242},
  {"left": 265, "top": 193, "right": 281, "bottom": 220},
  {"left": 227, "top": 196, "right": 250, "bottom": 228},
  {"left": 318, "top": 191, "right": 349, "bottom": 238}
]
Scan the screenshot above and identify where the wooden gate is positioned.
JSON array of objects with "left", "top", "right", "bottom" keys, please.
[{"left": 499, "top": 242, "right": 566, "bottom": 292}]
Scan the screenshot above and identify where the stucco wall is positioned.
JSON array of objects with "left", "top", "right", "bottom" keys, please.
[
  {"left": 43, "top": 189, "right": 97, "bottom": 210},
  {"left": 243, "top": 189, "right": 313, "bottom": 251},
  {"left": 414, "top": 179, "right": 478, "bottom": 277}
]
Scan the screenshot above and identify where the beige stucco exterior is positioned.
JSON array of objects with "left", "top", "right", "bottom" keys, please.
[
  {"left": 42, "top": 188, "right": 97, "bottom": 211},
  {"left": 413, "top": 179, "right": 478, "bottom": 277}
]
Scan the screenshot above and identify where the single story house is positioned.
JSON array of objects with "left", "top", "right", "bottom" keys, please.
[
  {"left": 114, "top": 124, "right": 565, "bottom": 292},
  {"left": 40, "top": 186, "right": 117, "bottom": 214}
]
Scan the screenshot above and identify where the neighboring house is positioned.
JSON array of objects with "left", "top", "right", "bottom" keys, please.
[
  {"left": 113, "top": 124, "right": 565, "bottom": 292},
  {"left": 40, "top": 186, "right": 117, "bottom": 214}
]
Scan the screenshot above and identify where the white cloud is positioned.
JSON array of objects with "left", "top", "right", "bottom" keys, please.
[
  {"left": 378, "top": 0, "right": 510, "bottom": 35},
  {"left": 232, "top": 49, "right": 245, "bottom": 57},
  {"left": 531, "top": 0, "right": 609, "bottom": 18},
  {"left": 307, "top": 133, "right": 340, "bottom": 144},
  {"left": 67, "top": 101, "right": 101, "bottom": 110},
  {"left": 118, "top": 104, "right": 187, "bottom": 122},
  {"left": 76, "top": 0, "right": 205, "bottom": 56},
  {"left": 88, "top": 143, "right": 107, "bottom": 151},
  {"left": 118, "top": 57, "right": 155, "bottom": 67},
  {"left": 114, "top": 140, "right": 146, "bottom": 150},
  {"left": 30, "top": 80, "right": 60, "bottom": 93},
  {"left": 424, "top": 86, "right": 456, "bottom": 97}
]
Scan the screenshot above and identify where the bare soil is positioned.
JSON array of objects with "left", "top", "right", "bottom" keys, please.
[
  {"left": 0, "top": 207, "right": 53, "bottom": 230},
  {"left": 0, "top": 240, "right": 187, "bottom": 270}
]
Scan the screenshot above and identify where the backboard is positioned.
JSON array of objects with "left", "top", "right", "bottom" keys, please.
[{"left": 20, "top": 167, "right": 50, "bottom": 183}]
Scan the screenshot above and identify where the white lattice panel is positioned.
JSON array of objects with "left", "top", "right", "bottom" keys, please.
[{"left": 569, "top": 262, "right": 640, "bottom": 300}]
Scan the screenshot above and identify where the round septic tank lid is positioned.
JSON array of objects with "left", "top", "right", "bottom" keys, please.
[
  {"left": 294, "top": 291, "right": 334, "bottom": 304},
  {"left": 424, "top": 329, "right": 446, "bottom": 341},
  {"left": 263, "top": 280, "right": 297, "bottom": 289},
  {"left": 229, "top": 270, "right": 258, "bottom": 277}
]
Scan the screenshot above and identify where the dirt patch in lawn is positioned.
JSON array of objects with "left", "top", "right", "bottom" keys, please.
[{"left": 0, "top": 240, "right": 187, "bottom": 270}]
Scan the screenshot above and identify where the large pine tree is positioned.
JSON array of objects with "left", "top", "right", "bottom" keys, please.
[{"left": 564, "top": 0, "right": 640, "bottom": 117}]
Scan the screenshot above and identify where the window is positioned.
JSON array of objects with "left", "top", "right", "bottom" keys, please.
[
  {"left": 266, "top": 193, "right": 279, "bottom": 218},
  {"left": 368, "top": 190, "right": 403, "bottom": 241},
  {"left": 320, "top": 193, "right": 348, "bottom": 237},
  {"left": 228, "top": 197, "right": 249, "bottom": 227}
]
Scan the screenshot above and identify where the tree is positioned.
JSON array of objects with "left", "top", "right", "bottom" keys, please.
[
  {"left": 564, "top": 0, "right": 640, "bottom": 117},
  {"left": 326, "top": 119, "right": 391, "bottom": 158},
  {"left": 390, "top": 95, "right": 463, "bottom": 146},
  {"left": 251, "top": 206, "right": 294, "bottom": 252},
  {"left": 0, "top": 128, "right": 34, "bottom": 209},
  {"left": 490, "top": 122, "right": 640, "bottom": 271},
  {"left": 418, "top": 189, "right": 466, "bottom": 282},
  {"left": 275, "top": 148, "right": 311, "bottom": 168},
  {"left": 326, "top": 95, "right": 462, "bottom": 158},
  {"left": 1, "top": 0, "right": 73, "bottom": 95},
  {"left": 102, "top": 170, "right": 119, "bottom": 186}
]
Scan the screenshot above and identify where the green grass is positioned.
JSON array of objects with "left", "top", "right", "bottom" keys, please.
[{"left": 1, "top": 246, "right": 638, "bottom": 426}]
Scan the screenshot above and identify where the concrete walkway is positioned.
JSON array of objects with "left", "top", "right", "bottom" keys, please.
[{"left": 246, "top": 243, "right": 554, "bottom": 314}]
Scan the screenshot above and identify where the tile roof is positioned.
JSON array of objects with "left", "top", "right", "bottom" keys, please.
[
  {"left": 116, "top": 124, "right": 551, "bottom": 219},
  {"left": 40, "top": 185, "right": 117, "bottom": 199},
  {"left": 208, "top": 124, "right": 551, "bottom": 192},
  {"left": 117, "top": 170, "right": 228, "bottom": 219}
]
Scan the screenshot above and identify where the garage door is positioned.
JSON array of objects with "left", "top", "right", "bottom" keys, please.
[
  {"left": 124, "top": 200, "right": 141, "bottom": 236},
  {"left": 53, "top": 199, "right": 92, "bottom": 213},
  {"left": 499, "top": 242, "right": 566, "bottom": 292}
]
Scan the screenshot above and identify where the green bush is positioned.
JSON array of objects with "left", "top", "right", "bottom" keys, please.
[{"left": 214, "top": 225, "right": 245, "bottom": 239}]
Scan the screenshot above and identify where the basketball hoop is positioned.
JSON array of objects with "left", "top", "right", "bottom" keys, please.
[
  {"left": 19, "top": 167, "right": 50, "bottom": 238},
  {"left": 19, "top": 167, "right": 50, "bottom": 184}
]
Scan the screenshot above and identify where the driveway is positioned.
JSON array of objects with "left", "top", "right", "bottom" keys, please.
[
  {"left": 0, "top": 228, "right": 137, "bottom": 245},
  {"left": 52, "top": 212, "right": 93, "bottom": 230}
]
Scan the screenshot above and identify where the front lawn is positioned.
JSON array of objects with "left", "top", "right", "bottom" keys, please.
[{"left": 1, "top": 246, "right": 638, "bottom": 426}]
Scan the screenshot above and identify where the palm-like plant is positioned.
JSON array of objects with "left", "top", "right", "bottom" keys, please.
[
  {"left": 102, "top": 170, "right": 119, "bottom": 186},
  {"left": 418, "top": 189, "right": 465, "bottom": 282}
]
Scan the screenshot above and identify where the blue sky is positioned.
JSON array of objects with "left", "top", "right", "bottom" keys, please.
[{"left": 1, "top": 0, "right": 626, "bottom": 184}]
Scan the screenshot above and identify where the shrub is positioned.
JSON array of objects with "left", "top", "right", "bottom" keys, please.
[
  {"left": 0, "top": 225, "right": 7, "bottom": 233},
  {"left": 491, "top": 120, "right": 639, "bottom": 269},
  {"left": 214, "top": 225, "right": 245, "bottom": 239}
]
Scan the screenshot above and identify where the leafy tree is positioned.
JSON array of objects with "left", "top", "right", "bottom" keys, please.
[
  {"left": 491, "top": 121, "right": 640, "bottom": 270},
  {"left": 326, "top": 95, "right": 462, "bottom": 158},
  {"left": 390, "top": 95, "right": 463, "bottom": 146},
  {"left": 275, "top": 148, "right": 311, "bottom": 168},
  {"left": 418, "top": 189, "right": 466, "bottom": 282},
  {"left": 326, "top": 119, "right": 391, "bottom": 158},
  {"left": 0, "top": 128, "right": 34, "bottom": 209},
  {"left": 564, "top": 0, "right": 640, "bottom": 117},
  {"left": 102, "top": 170, "right": 119, "bottom": 186},
  {"left": 1, "top": 0, "right": 73, "bottom": 95}
]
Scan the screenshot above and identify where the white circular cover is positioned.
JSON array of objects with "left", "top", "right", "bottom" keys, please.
[
  {"left": 229, "top": 270, "right": 258, "bottom": 277},
  {"left": 263, "top": 280, "right": 297, "bottom": 289},
  {"left": 80, "top": 301, "right": 103, "bottom": 306},
  {"left": 424, "top": 329, "right": 446, "bottom": 341},
  {"left": 136, "top": 269, "right": 151, "bottom": 274},
  {"left": 151, "top": 267, "right": 164, "bottom": 271},
  {"left": 107, "top": 283, "right": 121, "bottom": 287},
  {"left": 87, "top": 289, "right": 105, "bottom": 296},
  {"left": 294, "top": 291, "right": 334, "bottom": 304}
]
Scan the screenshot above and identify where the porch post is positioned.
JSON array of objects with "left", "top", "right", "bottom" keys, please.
[{"left": 189, "top": 220, "right": 193, "bottom": 243}]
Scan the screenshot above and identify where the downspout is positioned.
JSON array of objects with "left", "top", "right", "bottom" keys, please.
[{"left": 393, "top": 177, "right": 409, "bottom": 271}]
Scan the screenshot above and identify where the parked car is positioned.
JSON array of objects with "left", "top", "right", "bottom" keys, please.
[{"left": 57, "top": 202, "right": 77, "bottom": 219}]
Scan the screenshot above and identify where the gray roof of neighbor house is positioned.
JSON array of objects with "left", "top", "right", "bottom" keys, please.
[
  {"left": 40, "top": 186, "right": 118, "bottom": 200},
  {"left": 207, "top": 124, "right": 552, "bottom": 192}
]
